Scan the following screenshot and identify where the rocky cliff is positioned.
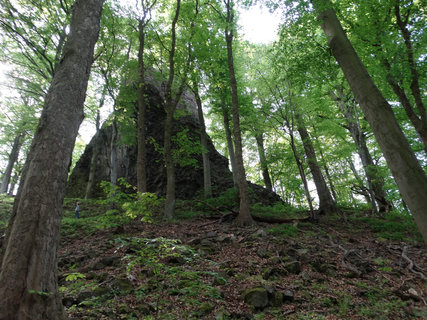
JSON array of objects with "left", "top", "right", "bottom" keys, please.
[{"left": 66, "top": 81, "right": 280, "bottom": 204}]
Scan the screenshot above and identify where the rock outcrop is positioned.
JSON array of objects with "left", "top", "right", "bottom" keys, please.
[{"left": 66, "top": 80, "right": 280, "bottom": 204}]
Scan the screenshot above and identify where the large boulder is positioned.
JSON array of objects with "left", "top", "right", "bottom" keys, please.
[{"left": 66, "top": 80, "right": 280, "bottom": 203}]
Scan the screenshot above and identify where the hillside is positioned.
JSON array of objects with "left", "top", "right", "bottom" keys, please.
[{"left": 1, "top": 195, "right": 426, "bottom": 319}]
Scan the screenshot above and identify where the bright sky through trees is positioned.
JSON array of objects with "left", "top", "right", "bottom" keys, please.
[{"left": 239, "top": 5, "right": 281, "bottom": 44}]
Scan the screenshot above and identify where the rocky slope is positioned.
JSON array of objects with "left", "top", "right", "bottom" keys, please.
[{"left": 56, "top": 199, "right": 427, "bottom": 320}]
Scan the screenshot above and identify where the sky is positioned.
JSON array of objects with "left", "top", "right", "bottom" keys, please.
[{"left": 238, "top": 4, "right": 282, "bottom": 44}]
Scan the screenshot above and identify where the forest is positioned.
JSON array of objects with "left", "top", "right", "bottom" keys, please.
[{"left": 0, "top": 0, "right": 426, "bottom": 319}]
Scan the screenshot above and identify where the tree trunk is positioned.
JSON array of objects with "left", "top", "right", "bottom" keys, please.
[
  {"left": 137, "top": 19, "right": 148, "bottom": 193},
  {"left": 224, "top": 0, "right": 253, "bottom": 226},
  {"left": 288, "top": 129, "right": 315, "bottom": 218},
  {"left": 0, "top": 132, "right": 25, "bottom": 194},
  {"left": 7, "top": 167, "right": 20, "bottom": 196},
  {"left": 313, "top": 0, "right": 427, "bottom": 242},
  {"left": 334, "top": 91, "right": 387, "bottom": 213},
  {"left": 255, "top": 133, "right": 273, "bottom": 191},
  {"left": 222, "top": 106, "right": 238, "bottom": 187},
  {"left": 85, "top": 102, "right": 103, "bottom": 199},
  {"left": 163, "top": 0, "right": 182, "bottom": 219},
  {"left": 194, "top": 85, "right": 212, "bottom": 198},
  {"left": 0, "top": 1, "right": 103, "bottom": 318},
  {"left": 296, "top": 113, "right": 338, "bottom": 215},
  {"left": 110, "top": 119, "right": 118, "bottom": 209}
]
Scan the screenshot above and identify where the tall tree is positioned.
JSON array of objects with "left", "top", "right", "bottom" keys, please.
[
  {"left": 312, "top": 0, "right": 427, "bottom": 242},
  {"left": 223, "top": 0, "right": 253, "bottom": 225},
  {"left": 193, "top": 84, "right": 213, "bottom": 198},
  {"left": 136, "top": 0, "right": 157, "bottom": 193},
  {"left": 0, "top": 1, "right": 104, "bottom": 318}
]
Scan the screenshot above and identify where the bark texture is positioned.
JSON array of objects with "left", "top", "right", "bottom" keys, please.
[
  {"left": 0, "top": 1, "right": 103, "bottom": 318},
  {"left": 314, "top": 0, "right": 427, "bottom": 242},
  {"left": 224, "top": 0, "right": 253, "bottom": 226},
  {"left": 222, "top": 107, "right": 238, "bottom": 187}
]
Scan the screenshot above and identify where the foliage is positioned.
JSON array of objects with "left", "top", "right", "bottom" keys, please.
[
  {"left": 100, "top": 177, "right": 162, "bottom": 222},
  {"left": 251, "top": 202, "right": 300, "bottom": 219},
  {"left": 267, "top": 224, "right": 298, "bottom": 237},
  {"left": 171, "top": 128, "right": 202, "bottom": 168},
  {"left": 122, "top": 192, "right": 162, "bottom": 222},
  {"left": 0, "top": 194, "right": 13, "bottom": 229},
  {"left": 199, "top": 187, "right": 239, "bottom": 209},
  {"left": 350, "top": 211, "right": 422, "bottom": 242},
  {"left": 64, "top": 272, "right": 86, "bottom": 282}
]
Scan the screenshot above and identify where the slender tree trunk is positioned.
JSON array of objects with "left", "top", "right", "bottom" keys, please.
[
  {"left": 110, "top": 119, "right": 118, "bottom": 209},
  {"left": 194, "top": 85, "right": 212, "bottom": 198},
  {"left": 288, "top": 129, "right": 315, "bottom": 218},
  {"left": 313, "top": 0, "right": 427, "bottom": 242},
  {"left": 137, "top": 19, "right": 148, "bottom": 193},
  {"left": 0, "top": 1, "right": 103, "bottom": 318},
  {"left": 255, "top": 133, "right": 273, "bottom": 191},
  {"left": 163, "top": 0, "right": 182, "bottom": 219},
  {"left": 222, "top": 106, "right": 238, "bottom": 187},
  {"left": 7, "top": 167, "right": 20, "bottom": 196},
  {"left": 296, "top": 113, "right": 338, "bottom": 215},
  {"left": 224, "top": 0, "right": 253, "bottom": 226},
  {"left": 85, "top": 100, "right": 103, "bottom": 199},
  {"left": 0, "top": 132, "right": 25, "bottom": 194}
]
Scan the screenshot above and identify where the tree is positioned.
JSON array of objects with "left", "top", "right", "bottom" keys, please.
[
  {"left": 0, "top": 1, "right": 104, "bottom": 318},
  {"left": 193, "top": 84, "right": 213, "bottom": 198},
  {"left": 222, "top": 0, "right": 253, "bottom": 225},
  {"left": 295, "top": 112, "right": 339, "bottom": 215},
  {"left": 0, "top": 131, "right": 25, "bottom": 194},
  {"left": 136, "top": 0, "right": 157, "bottom": 193},
  {"left": 312, "top": 0, "right": 427, "bottom": 242}
]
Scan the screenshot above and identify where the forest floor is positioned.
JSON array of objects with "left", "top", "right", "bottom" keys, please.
[{"left": 1, "top": 195, "right": 427, "bottom": 319}]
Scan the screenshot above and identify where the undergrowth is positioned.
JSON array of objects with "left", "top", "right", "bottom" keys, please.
[{"left": 349, "top": 210, "right": 422, "bottom": 242}]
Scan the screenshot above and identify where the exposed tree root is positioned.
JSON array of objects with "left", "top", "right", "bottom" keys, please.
[{"left": 402, "top": 246, "right": 426, "bottom": 280}]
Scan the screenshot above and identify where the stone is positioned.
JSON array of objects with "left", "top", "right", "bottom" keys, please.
[
  {"left": 242, "top": 287, "right": 269, "bottom": 309},
  {"left": 76, "top": 289, "right": 93, "bottom": 303},
  {"left": 256, "top": 248, "right": 270, "bottom": 259},
  {"left": 205, "top": 231, "right": 217, "bottom": 238},
  {"left": 282, "top": 289, "right": 294, "bottom": 302},
  {"left": 262, "top": 267, "right": 287, "bottom": 280},
  {"left": 93, "top": 286, "right": 110, "bottom": 297},
  {"left": 112, "top": 277, "right": 134, "bottom": 295},
  {"left": 194, "top": 302, "right": 215, "bottom": 317},
  {"left": 284, "top": 260, "right": 301, "bottom": 274},
  {"left": 62, "top": 296, "right": 76, "bottom": 308},
  {"left": 254, "top": 229, "right": 267, "bottom": 237}
]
